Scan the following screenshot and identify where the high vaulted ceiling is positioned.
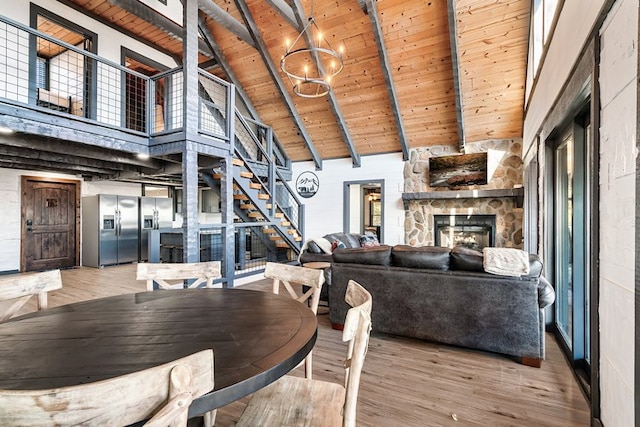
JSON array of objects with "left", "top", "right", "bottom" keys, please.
[{"left": 56, "top": 0, "right": 530, "bottom": 168}]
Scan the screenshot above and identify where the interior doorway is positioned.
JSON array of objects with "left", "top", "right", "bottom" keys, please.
[
  {"left": 31, "top": 5, "right": 97, "bottom": 118},
  {"left": 343, "top": 180, "right": 384, "bottom": 242},
  {"left": 21, "top": 176, "right": 81, "bottom": 272},
  {"left": 121, "top": 48, "right": 168, "bottom": 133}
]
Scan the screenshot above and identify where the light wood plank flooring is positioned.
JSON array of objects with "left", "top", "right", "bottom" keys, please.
[{"left": 16, "top": 264, "right": 591, "bottom": 426}]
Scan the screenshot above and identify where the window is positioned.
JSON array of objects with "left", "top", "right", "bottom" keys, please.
[
  {"left": 36, "top": 57, "right": 48, "bottom": 90},
  {"left": 527, "top": 0, "right": 562, "bottom": 86},
  {"left": 550, "top": 108, "right": 592, "bottom": 389}
]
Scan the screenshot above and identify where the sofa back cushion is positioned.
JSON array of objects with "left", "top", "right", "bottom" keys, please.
[
  {"left": 323, "top": 233, "right": 362, "bottom": 248},
  {"left": 391, "top": 245, "right": 451, "bottom": 270},
  {"left": 450, "top": 246, "right": 484, "bottom": 272},
  {"left": 332, "top": 245, "right": 392, "bottom": 266}
]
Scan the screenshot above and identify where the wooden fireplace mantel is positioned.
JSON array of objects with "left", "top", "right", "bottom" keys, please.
[{"left": 401, "top": 188, "right": 524, "bottom": 208}]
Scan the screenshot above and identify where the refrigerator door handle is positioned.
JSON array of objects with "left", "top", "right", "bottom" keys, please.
[{"left": 116, "top": 209, "right": 121, "bottom": 237}]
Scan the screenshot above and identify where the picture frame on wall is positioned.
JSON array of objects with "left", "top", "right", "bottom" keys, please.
[{"left": 428, "top": 153, "right": 488, "bottom": 187}]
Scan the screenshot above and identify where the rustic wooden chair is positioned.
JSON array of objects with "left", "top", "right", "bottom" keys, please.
[
  {"left": 0, "top": 349, "right": 215, "bottom": 427},
  {"left": 264, "top": 261, "right": 325, "bottom": 379},
  {"left": 0, "top": 269, "right": 63, "bottom": 322},
  {"left": 236, "top": 280, "right": 373, "bottom": 427},
  {"left": 136, "top": 261, "right": 221, "bottom": 291}
]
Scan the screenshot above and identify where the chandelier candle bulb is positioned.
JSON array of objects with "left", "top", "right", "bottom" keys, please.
[{"left": 280, "top": 8, "right": 345, "bottom": 98}]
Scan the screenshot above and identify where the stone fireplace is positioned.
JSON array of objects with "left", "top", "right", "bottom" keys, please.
[
  {"left": 403, "top": 139, "right": 524, "bottom": 249},
  {"left": 434, "top": 214, "right": 495, "bottom": 250}
]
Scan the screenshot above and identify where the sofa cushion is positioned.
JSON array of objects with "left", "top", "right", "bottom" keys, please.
[
  {"left": 306, "top": 240, "right": 324, "bottom": 254},
  {"left": 324, "top": 233, "right": 362, "bottom": 248},
  {"left": 391, "top": 245, "right": 451, "bottom": 270},
  {"left": 332, "top": 245, "right": 392, "bottom": 266},
  {"left": 450, "top": 246, "right": 484, "bottom": 272},
  {"left": 331, "top": 240, "right": 347, "bottom": 251},
  {"left": 359, "top": 234, "right": 380, "bottom": 248}
]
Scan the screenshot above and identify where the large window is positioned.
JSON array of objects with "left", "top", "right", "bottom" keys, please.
[
  {"left": 551, "top": 108, "right": 592, "bottom": 387},
  {"left": 527, "top": 0, "right": 561, "bottom": 93}
]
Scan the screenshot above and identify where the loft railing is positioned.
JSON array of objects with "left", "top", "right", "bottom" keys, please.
[
  {"left": 0, "top": 14, "right": 303, "bottom": 263},
  {"left": 233, "top": 112, "right": 303, "bottom": 234}
]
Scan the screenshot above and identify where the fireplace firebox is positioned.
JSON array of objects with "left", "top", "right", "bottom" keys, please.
[{"left": 434, "top": 214, "right": 496, "bottom": 250}]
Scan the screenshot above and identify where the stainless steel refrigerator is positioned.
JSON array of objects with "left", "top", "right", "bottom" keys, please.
[
  {"left": 82, "top": 194, "right": 139, "bottom": 267},
  {"left": 139, "top": 196, "right": 173, "bottom": 261}
]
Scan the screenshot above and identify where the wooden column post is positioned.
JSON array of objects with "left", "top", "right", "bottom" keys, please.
[
  {"left": 220, "top": 157, "right": 235, "bottom": 287},
  {"left": 182, "top": 147, "right": 199, "bottom": 263},
  {"left": 182, "top": 0, "right": 200, "bottom": 263}
]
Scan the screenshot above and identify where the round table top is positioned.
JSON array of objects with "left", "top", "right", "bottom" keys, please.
[
  {"left": 303, "top": 261, "right": 331, "bottom": 269},
  {"left": 0, "top": 289, "right": 318, "bottom": 417}
]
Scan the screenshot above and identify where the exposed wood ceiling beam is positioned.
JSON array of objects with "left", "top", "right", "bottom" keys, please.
[
  {"left": 363, "top": 0, "right": 409, "bottom": 161},
  {"left": 198, "top": 16, "right": 293, "bottom": 166},
  {"left": 265, "top": 0, "right": 298, "bottom": 29},
  {"left": 286, "top": 0, "right": 360, "bottom": 167},
  {"left": 55, "top": 0, "right": 183, "bottom": 64},
  {"left": 0, "top": 156, "right": 115, "bottom": 177},
  {"left": 447, "top": 0, "right": 465, "bottom": 152},
  {"left": 1, "top": 145, "right": 133, "bottom": 173},
  {"left": 198, "top": 0, "right": 255, "bottom": 48},
  {"left": 234, "top": 0, "right": 323, "bottom": 170},
  {"left": 106, "top": 0, "right": 214, "bottom": 59},
  {"left": 0, "top": 133, "right": 163, "bottom": 169},
  {"left": 198, "top": 15, "right": 262, "bottom": 121}
]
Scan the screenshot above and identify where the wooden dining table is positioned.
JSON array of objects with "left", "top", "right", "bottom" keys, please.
[{"left": 0, "top": 288, "right": 318, "bottom": 420}]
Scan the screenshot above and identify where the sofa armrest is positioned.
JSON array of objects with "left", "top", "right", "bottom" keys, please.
[
  {"left": 538, "top": 276, "right": 555, "bottom": 309},
  {"left": 299, "top": 252, "right": 333, "bottom": 264}
]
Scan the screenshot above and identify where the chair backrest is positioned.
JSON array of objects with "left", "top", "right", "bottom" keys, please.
[
  {"left": 341, "top": 280, "right": 373, "bottom": 427},
  {"left": 0, "top": 349, "right": 215, "bottom": 427},
  {"left": 264, "top": 262, "right": 325, "bottom": 314},
  {"left": 0, "top": 269, "right": 63, "bottom": 322},
  {"left": 137, "top": 261, "right": 221, "bottom": 291}
]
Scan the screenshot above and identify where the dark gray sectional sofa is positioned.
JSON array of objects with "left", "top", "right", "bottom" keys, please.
[{"left": 328, "top": 244, "right": 555, "bottom": 367}]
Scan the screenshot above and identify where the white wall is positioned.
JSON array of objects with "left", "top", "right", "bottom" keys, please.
[
  {"left": 523, "top": 0, "right": 608, "bottom": 156},
  {"left": 597, "top": 0, "right": 637, "bottom": 424},
  {"left": 524, "top": 0, "right": 637, "bottom": 424},
  {"left": 2, "top": 0, "right": 178, "bottom": 69},
  {"left": 0, "top": 168, "right": 146, "bottom": 273},
  {"left": 292, "top": 153, "right": 406, "bottom": 245}
]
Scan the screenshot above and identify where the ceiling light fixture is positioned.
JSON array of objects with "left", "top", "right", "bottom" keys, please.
[{"left": 281, "top": 5, "right": 344, "bottom": 98}]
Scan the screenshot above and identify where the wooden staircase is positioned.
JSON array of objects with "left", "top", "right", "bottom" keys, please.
[{"left": 209, "top": 158, "right": 302, "bottom": 255}]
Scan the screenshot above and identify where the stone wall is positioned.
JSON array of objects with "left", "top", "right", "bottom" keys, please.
[{"left": 404, "top": 139, "right": 524, "bottom": 248}]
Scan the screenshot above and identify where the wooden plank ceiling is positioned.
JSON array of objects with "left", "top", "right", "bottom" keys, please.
[{"left": 58, "top": 0, "right": 530, "bottom": 166}]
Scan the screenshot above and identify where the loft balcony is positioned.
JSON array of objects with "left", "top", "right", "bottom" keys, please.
[
  {"left": 0, "top": 14, "right": 292, "bottom": 180},
  {"left": 0, "top": 14, "right": 304, "bottom": 273}
]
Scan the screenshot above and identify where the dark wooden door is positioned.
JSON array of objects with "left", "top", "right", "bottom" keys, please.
[{"left": 21, "top": 177, "right": 80, "bottom": 271}]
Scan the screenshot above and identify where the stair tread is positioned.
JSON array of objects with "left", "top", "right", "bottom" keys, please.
[
  {"left": 232, "top": 158, "right": 244, "bottom": 167},
  {"left": 233, "top": 194, "right": 249, "bottom": 200},
  {"left": 240, "top": 171, "right": 253, "bottom": 179},
  {"left": 257, "top": 194, "right": 270, "bottom": 200}
]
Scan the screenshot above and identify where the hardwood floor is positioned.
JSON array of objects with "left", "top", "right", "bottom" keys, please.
[{"left": 16, "top": 264, "right": 591, "bottom": 426}]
